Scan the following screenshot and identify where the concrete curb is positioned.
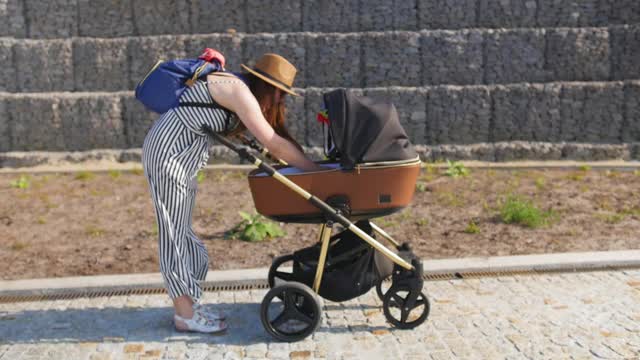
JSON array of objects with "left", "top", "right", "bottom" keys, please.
[
  {"left": 421, "top": 250, "right": 640, "bottom": 275},
  {"left": 2, "top": 250, "right": 639, "bottom": 297}
]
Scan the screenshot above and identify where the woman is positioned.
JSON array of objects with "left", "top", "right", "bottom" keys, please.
[{"left": 142, "top": 53, "right": 321, "bottom": 333}]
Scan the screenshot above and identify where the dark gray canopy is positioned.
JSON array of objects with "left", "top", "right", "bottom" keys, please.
[{"left": 323, "top": 89, "right": 417, "bottom": 170}]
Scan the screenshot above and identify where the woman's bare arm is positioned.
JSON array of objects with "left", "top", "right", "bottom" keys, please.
[{"left": 207, "top": 75, "right": 321, "bottom": 172}]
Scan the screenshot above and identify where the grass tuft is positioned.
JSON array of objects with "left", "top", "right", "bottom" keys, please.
[
  {"left": 445, "top": 160, "right": 470, "bottom": 178},
  {"left": 415, "top": 182, "right": 427, "bottom": 192},
  {"left": 131, "top": 168, "right": 144, "bottom": 176},
  {"left": 463, "top": 221, "right": 480, "bottom": 234},
  {"left": 108, "top": 170, "right": 122, "bottom": 179},
  {"left": 196, "top": 171, "right": 206, "bottom": 183},
  {"left": 10, "top": 175, "right": 30, "bottom": 189},
  {"left": 499, "top": 194, "right": 556, "bottom": 228},
  {"left": 85, "top": 225, "right": 105, "bottom": 237},
  {"left": 74, "top": 171, "right": 95, "bottom": 181},
  {"left": 566, "top": 172, "right": 584, "bottom": 181},
  {"left": 10, "top": 241, "right": 28, "bottom": 251},
  {"left": 225, "top": 211, "right": 285, "bottom": 242}
]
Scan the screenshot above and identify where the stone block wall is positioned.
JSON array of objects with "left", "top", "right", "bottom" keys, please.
[{"left": 0, "top": 0, "right": 638, "bottom": 161}]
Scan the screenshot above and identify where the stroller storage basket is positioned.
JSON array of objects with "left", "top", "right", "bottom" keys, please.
[
  {"left": 289, "top": 221, "right": 393, "bottom": 302},
  {"left": 248, "top": 158, "right": 421, "bottom": 223}
]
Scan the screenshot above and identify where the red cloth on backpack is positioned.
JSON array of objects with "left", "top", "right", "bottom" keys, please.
[{"left": 198, "top": 48, "right": 226, "bottom": 68}]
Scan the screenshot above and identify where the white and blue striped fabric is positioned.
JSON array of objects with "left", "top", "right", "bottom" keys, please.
[{"left": 142, "top": 80, "right": 233, "bottom": 301}]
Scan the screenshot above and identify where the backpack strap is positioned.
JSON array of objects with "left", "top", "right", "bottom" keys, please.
[{"left": 185, "top": 62, "right": 211, "bottom": 87}]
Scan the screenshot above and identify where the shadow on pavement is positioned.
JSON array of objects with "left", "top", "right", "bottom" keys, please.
[{"left": 0, "top": 301, "right": 395, "bottom": 345}]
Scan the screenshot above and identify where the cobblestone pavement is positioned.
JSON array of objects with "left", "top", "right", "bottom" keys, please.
[{"left": 1, "top": 270, "right": 639, "bottom": 360}]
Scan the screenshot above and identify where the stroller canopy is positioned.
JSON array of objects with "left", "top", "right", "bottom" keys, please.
[{"left": 323, "top": 89, "right": 417, "bottom": 170}]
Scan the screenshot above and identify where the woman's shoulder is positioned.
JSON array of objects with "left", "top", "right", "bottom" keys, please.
[{"left": 205, "top": 72, "right": 255, "bottom": 114}]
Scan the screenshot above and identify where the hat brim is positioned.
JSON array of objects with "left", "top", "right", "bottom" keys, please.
[{"left": 241, "top": 64, "right": 299, "bottom": 96}]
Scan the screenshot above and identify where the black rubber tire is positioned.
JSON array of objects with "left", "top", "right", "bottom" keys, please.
[
  {"left": 382, "top": 285, "right": 430, "bottom": 329},
  {"left": 375, "top": 277, "right": 391, "bottom": 301},
  {"left": 260, "top": 282, "right": 322, "bottom": 342},
  {"left": 268, "top": 254, "right": 295, "bottom": 288}
]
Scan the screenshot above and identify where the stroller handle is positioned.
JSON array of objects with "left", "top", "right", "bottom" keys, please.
[{"left": 203, "top": 126, "right": 414, "bottom": 271}]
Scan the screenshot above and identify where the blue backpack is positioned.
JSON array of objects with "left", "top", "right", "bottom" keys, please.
[{"left": 135, "top": 50, "right": 225, "bottom": 114}]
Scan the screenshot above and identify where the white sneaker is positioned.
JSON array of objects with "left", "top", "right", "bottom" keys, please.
[
  {"left": 193, "top": 303, "right": 226, "bottom": 320},
  {"left": 174, "top": 310, "right": 227, "bottom": 334}
]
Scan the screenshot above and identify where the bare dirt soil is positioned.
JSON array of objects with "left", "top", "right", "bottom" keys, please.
[{"left": 1, "top": 166, "right": 639, "bottom": 281}]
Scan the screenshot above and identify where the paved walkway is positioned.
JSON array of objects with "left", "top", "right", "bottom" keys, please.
[{"left": 1, "top": 269, "right": 639, "bottom": 360}]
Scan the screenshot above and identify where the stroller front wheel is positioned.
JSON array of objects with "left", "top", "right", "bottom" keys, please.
[
  {"left": 375, "top": 276, "right": 392, "bottom": 301},
  {"left": 382, "top": 285, "right": 430, "bottom": 329},
  {"left": 268, "top": 254, "right": 296, "bottom": 288},
  {"left": 260, "top": 282, "right": 322, "bottom": 342}
]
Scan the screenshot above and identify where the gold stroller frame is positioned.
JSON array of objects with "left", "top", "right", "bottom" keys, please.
[
  {"left": 206, "top": 129, "right": 428, "bottom": 342},
  {"left": 231, "top": 133, "right": 414, "bottom": 278}
]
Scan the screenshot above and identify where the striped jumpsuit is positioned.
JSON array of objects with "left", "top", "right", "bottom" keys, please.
[{"left": 142, "top": 80, "right": 238, "bottom": 302}]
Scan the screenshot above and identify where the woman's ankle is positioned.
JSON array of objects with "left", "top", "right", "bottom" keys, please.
[{"left": 173, "top": 295, "right": 195, "bottom": 318}]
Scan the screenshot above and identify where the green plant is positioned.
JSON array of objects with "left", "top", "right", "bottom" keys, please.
[
  {"left": 379, "top": 219, "right": 399, "bottom": 228},
  {"left": 10, "top": 175, "right": 30, "bottom": 189},
  {"left": 10, "top": 241, "right": 28, "bottom": 251},
  {"left": 605, "top": 170, "right": 619, "bottom": 178},
  {"left": 463, "top": 221, "right": 480, "bottom": 234},
  {"left": 634, "top": 170, "right": 640, "bottom": 176},
  {"left": 579, "top": 165, "right": 591, "bottom": 172},
  {"left": 620, "top": 207, "right": 640, "bottom": 217},
  {"left": 415, "top": 218, "right": 429, "bottom": 227},
  {"left": 85, "top": 225, "right": 105, "bottom": 237},
  {"left": 423, "top": 163, "right": 436, "bottom": 175},
  {"left": 437, "top": 191, "right": 465, "bottom": 207},
  {"left": 603, "top": 213, "right": 625, "bottom": 224},
  {"left": 226, "top": 211, "right": 285, "bottom": 242},
  {"left": 108, "top": 170, "right": 122, "bottom": 179},
  {"left": 566, "top": 172, "right": 584, "bottom": 181},
  {"left": 499, "top": 194, "right": 555, "bottom": 228},
  {"left": 534, "top": 177, "right": 546, "bottom": 190},
  {"left": 444, "top": 160, "right": 470, "bottom": 178},
  {"left": 74, "top": 171, "right": 95, "bottom": 181},
  {"left": 415, "top": 182, "right": 427, "bottom": 192},
  {"left": 131, "top": 168, "right": 144, "bottom": 176},
  {"left": 37, "top": 217, "right": 46, "bottom": 225},
  {"left": 196, "top": 171, "right": 206, "bottom": 183}
]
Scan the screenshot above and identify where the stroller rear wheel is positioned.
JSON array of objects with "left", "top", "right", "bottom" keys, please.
[
  {"left": 382, "top": 285, "right": 430, "bottom": 329},
  {"left": 260, "top": 282, "right": 322, "bottom": 342}
]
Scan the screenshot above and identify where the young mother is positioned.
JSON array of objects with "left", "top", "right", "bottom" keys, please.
[{"left": 142, "top": 53, "right": 321, "bottom": 333}]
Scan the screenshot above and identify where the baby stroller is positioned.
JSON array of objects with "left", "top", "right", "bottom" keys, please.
[{"left": 206, "top": 89, "right": 429, "bottom": 341}]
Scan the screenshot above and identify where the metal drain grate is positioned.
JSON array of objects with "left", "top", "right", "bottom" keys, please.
[
  {"left": 0, "top": 281, "right": 270, "bottom": 304},
  {"left": 0, "top": 266, "right": 636, "bottom": 304}
]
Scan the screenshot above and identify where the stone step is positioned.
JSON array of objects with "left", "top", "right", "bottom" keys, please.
[
  {"left": 1, "top": 26, "right": 638, "bottom": 93},
  {"left": 1, "top": 81, "right": 638, "bottom": 152},
  {"left": 2, "top": 0, "right": 638, "bottom": 39}
]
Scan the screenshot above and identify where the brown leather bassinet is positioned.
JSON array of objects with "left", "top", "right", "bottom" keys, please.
[
  {"left": 249, "top": 88, "right": 421, "bottom": 223},
  {"left": 248, "top": 158, "right": 420, "bottom": 223}
]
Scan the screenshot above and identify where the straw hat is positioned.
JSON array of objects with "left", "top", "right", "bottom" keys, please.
[{"left": 241, "top": 53, "right": 299, "bottom": 96}]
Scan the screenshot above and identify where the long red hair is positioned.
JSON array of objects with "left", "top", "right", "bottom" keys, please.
[{"left": 229, "top": 73, "right": 302, "bottom": 151}]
